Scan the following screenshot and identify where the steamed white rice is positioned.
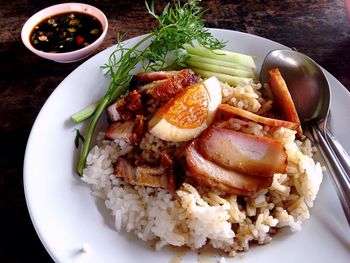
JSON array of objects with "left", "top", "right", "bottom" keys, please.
[{"left": 82, "top": 80, "right": 323, "bottom": 256}]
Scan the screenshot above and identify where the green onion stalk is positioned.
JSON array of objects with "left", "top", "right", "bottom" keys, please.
[{"left": 77, "top": 33, "right": 156, "bottom": 175}]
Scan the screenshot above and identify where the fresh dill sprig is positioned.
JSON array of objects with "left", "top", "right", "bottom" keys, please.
[
  {"left": 143, "top": 0, "right": 225, "bottom": 70},
  {"left": 76, "top": 0, "right": 225, "bottom": 175}
]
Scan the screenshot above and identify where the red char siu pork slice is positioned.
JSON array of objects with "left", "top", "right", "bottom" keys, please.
[
  {"left": 185, "top": 142, "right": 272, "bottom": 196},
  {"left": 198, "top": 127, "right": 287, "bottom": 178}
]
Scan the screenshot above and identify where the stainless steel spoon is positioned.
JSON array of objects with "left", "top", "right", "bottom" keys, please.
[
  {"left": 326, "top": 112, "right": 350, "bottom": 177},
  {"left": 259, "top": 49, "right": 350, "bottom": 226}
]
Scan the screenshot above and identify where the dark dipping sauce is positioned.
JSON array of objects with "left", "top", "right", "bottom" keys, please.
[{"left": 30, "top": 12, "right": 103, "bottom": 53}]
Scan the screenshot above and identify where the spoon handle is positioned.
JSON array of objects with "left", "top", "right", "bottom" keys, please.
[
  {"left": 325, "top": 130, "right": 350, "bottom": 177},
  {"left": 311, "top": 126, "right": 350, "bottom": 227}
]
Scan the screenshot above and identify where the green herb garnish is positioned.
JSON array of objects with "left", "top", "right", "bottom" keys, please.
[
  {"left": 74, "top": 129, "right": 85, "bottom": 149},
  {"left": 76, "top": 0, "right": 225, "bottom": 175}
]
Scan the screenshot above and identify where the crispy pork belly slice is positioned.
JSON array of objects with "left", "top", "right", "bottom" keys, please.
[
  {"left": 198, "top": 127, "right": 287, "bottom": 177},
  {"left": 105, "top": 115, "right": 145, "bottom": 143},
  {"left": 118, "top": 90, "right": 143, "bottom": 121},
  {"left": 138, "top": 79, "right": 167, "bottom": 93},
  {"left": 185, "top": 142, "right": 272, "bottom": 196},
  {"left": 268, "top": 68, "right": 302, "bottom": 134},
  {"left": 110, "top": 90, "right": 143, "bottom": 121},
  {"left": 130, "top": 115, "right": 145, "bottom": 143},
  {"left": 218, "top": 104, "right": 300, "bottom": 131},
  {"left": 106, "top": 90, "right": 143, "bottom": 122},
  {"left": 140, "top": 69, "right": 200, "bottom": 102},
  {"left": 106, "top": 102, "right": 121, "bottom": 122},
  {"left": 131, "top": 71, "right": 180, "bottom": 86},
  {"left": 105, "top": 121, "right": 134, "bottom": 141},
  {"left": 114, "top": 156, "right": 176, "bottom": 191}
]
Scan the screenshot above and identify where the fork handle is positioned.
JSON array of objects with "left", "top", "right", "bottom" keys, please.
[
  {"left": 325, "top": 130, "right": 350, "bottom": 177},
  {"left": 311, "top": 126, "right": 350, "bottom": 227}
]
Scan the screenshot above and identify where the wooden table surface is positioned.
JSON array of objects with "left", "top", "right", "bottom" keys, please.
[{"left": 1, "top": 0, "right": 350, "bottom": 262}]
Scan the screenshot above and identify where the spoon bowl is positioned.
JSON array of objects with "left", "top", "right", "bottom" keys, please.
[
  {"left": 260, "top": 49, "right": 350, "bottom": 226},
  {"left": 260, "top": 49, "right": 330, "bottom": 124}
]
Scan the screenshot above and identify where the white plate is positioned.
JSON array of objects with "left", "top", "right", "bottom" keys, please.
[{"left": 24, "top": 29, "right": 350, "bottom": 263}]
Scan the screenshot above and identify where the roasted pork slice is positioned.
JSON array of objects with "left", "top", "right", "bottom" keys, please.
[
  {"left": 185, "top": 142, "right": 272, "bottom": 196},
  {"left": 105, "top": 115, "right": 145, "bottom": 143},
  {"left": 131, "top": 71, "right": 180, "bottom": 86},
  {"left": 130, "top": 115, "right": 145, "bottom": 143},
  {"left": 114, "top": 156, "right": 176, "bottom": 191},
  {"left": 218, "top": 104, "right": 300, "bottom": 131},
  {"left": 106, "top": 90, "right": 143, "bottom": 122},
  {"left": 268, "top": 68, "right": 302, "bottom": 134},
  {"left": 105, "top": 121, "right": 134, "bottom": 141},
  {"left": 140, "top": 69, "right": 200, "bottom": 102},
  {"left": 106, "top": 102, "right": 121, "bottom": 122},
  {"left": 198, "top": 127, "right": 287, "bottom": 177}
]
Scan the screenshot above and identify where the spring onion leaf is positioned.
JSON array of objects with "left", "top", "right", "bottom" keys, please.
[{"left": 71, "top": 100, "right": 101, "bottom": 124}]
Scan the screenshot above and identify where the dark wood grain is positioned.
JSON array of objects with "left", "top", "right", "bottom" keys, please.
[{"left": 1, "top": 0, "right": 349, "bottom": 262}]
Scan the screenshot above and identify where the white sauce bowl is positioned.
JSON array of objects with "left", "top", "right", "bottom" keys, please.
[{"left": 21, "top": 2, "right": 108, "bottom": 63}]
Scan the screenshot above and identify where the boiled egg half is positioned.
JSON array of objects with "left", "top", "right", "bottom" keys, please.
[{"left": 148, "top": 76, "right": 222, "bottom": 142}]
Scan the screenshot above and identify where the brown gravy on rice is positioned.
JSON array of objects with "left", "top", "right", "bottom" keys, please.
[{"left": 82, "top": 69, "right": 323, "bottom": 257}]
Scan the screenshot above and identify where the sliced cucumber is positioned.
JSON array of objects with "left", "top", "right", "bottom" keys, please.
[
  {"left": 191, "top": 67, "right": 253, "bottom": 86},
  {"left": 186, "top": 60, "right": 255, "bottom": 79},
  {"left": 183, "top": 44, "right": 256, "bottom": 69},
  {"left": 188, "top": 54, "right": 253, "bottom": 73}
]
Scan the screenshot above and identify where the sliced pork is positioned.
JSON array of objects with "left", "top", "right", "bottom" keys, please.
[
  {"left": 106, "top": 102, "right": 121, "bottom": 122},
  {"left": 185, "top": 142, "right": 272, "bottom": 196},
  {"left": 105, "top": 120, "right": 135, "bottom": 141},
  {"left": 198, "top": 127, "right": 287, "bottom": 177},
  {"left": 140, "top": 69, "right": 200, "bottom": 102},
  {"left": 106, "top": 90, "right": 143, "bottom": 122},
  {"left": 131, "top": 71, "right": 180, "bottom": 86},
  {"left": 218, "top": 104, "right": 300, "bottom": 131},
  {"left": 115, "top": 155, "right": 175, "bottom": 191},
  {"left": 105, "top": 115, "right": 145, "bottom": 143}
]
